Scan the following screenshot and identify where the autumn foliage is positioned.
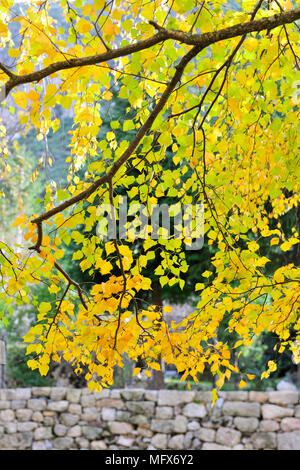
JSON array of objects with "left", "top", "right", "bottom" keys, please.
[{"left": 0, "top": 0, "right": 299, "bottom": 398}]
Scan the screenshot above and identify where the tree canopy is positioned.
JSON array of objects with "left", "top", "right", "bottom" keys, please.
[{"left": 0, "top": 0, "right": 299, "bottom": 398}]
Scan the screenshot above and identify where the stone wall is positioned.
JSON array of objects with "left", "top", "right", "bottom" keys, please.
[{"left": 0, "top": 387, "right": 300, "bottom": 450}]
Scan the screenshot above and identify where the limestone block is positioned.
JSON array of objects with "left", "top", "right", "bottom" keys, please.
[
  {"left": 53, "top": 437, "right": 74, "bottom": 450},
  {"left": 252, "top": 432, "right": 277, "bottom": 449},
  {"left": 0, "top": 388, "right": 31, "bottom": 401},
  {"left": 67, "top": 425, "right": 82, "bottom": 438},
  {"left": 261, "top": 404, "right": 294, "bottom": 420},
  {"left": 233, "top": 417, "right": 259, "bottom": 433},
  {"left": 91, "top": 440, "right": 108, "bottom": 450},
  {"left": 68, "top": 404, "right": 82, "bottom": 415},
  {"left": 0, "top": 400, "right": 10, "bottom": 410},
  {"left": 60, "top": 413, "right": 79, "bottom": 427},
  {"left": 76, "top": 437, "right": 90, "bottom": 449},
  {"left": 249, "top": 391, "right": 268, "bottom": 403},
  {"left": 5, "top": 432, "right": 32, "bottom": 449},
  {"left": 174, "top": 415, "right": 188, "bottom": 433},
  {"left": 129, "top": 414, "right": 148, "bottom": 425},
  {"left": 155, "top": 406, "right": 173, "bottom": 419},
  {"left": 110, "top": 390, "right": 121, "bottom": 399},
  {"left": 222, "top": 391, "right": 248, "bottom": 401},
  {"left": 108, "top": 421, "right": 134, "bottom": 435},
  {"left": 222, "top": 401, "right": 260, "bottom": 418},
  {"left": 182, "top": 402, "right": 206, "bottom": 418},
  {"left": 4, "top": 422, "right": 17, "bottom": 433},
  {"left": 66, "top": 389, "right": 81, "bottom": 404},
  {"left": 137, "top": 425, "right": 153, "bottom": 438},
  {"left": 27, "top": 399, "right": 47, "bottom": 411},
  {"left": 116, "top": 436, "right": 135, "bottom": 447},
  {"left": 81, "top": 394, "right": 96, "bottom": 407},
  {"left": 0, "top": 409, "right": 15, "bottom": 422},
  {"left": 144, "top": 391, "right": 158, "bottom": 402},
  {"left": 168, "top": 434, "right": 185, "bottom": 450},
  {"left": 32, "top": 387, "right": 51, "bottom": 398},
  {"left": 47, "top": 400, "right": 69, "bottom": 412},
  {"left": 34, "top": 427, "right": 53, "bottom": 440},
  {"left": 81, "top": 426, "right": 103, "bottom": 440},
  {"left": 97, "top": 398, "right": 124, "bottom": 410},
  {"left": 281, "top": 418, "right": 300, "bottom": 432},
  {"left": 216, "top": 426, "right": 241, "bottom": 447},
  {"left": 259, "top": 420, "right": 280, "bottom": 432},
  {"left": 93, "top": 389, "right": 110, "bottom": 400},
  {"left": 187, "top": 420, "right": 200, "bottom": 431},
  {"left": 32, "top": 411, "right": 43, "bottom": 422},
  {"left": 267, "top": 391, "right": 298, "bottom": 406},
  {"left": 101, "top": 407, "right": 116, "bottom": 421},
  {"left": 150, "top": 419, "right": 174, "bottom": 434},
  {"left": 194, "top": 391, "right": 214, "bottom": 403},
  {"left": 151, "top": 433, "right": 168, "bottom": 449},
  {"left": 50, "top": 387, "right": 67, "bottom": 401},
  {"left": 158, "top": 390, "right": 195, "bottom": 406},
  {"left": 120, "top": 389, "right": 144, "bottom": 401},
  {"left": 11, "top": 400, "right": 26, "bottom": 409},
  {"left": 278, "top": 431, "right": 300, "bottom": 450},
  {"left": 54, "top": 424, "right": 67, "bottom": 437},
  {"left": 17, "top": 422, "right": 38, "bottom": 432},
  {"left": 126, "top": 401, "right": 155, "bottom": 416},
  {"left": 81, "top": 407, "right": 100, "bottom": 422}
]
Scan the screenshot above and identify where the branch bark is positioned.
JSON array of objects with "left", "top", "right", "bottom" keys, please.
[{"left": 3, "top": 8, "right": 300, "bottom": 98}]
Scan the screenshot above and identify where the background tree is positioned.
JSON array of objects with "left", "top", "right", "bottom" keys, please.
[{"left": 0, "top": 0, "right": 299, "bottom": 398}]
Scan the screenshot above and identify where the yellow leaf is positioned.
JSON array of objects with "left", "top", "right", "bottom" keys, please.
[
  {"left": 13, "top": 91, "right": 28, "bottom": 110},
  {"left": 248, "top": 241, "right": 259, "bottom": 252},
  {"left": 45, "top": 84, "right": 57, "bottom": 97},
  {"left": 211, "top": 388, "right": 218, "bottom": 406},
  {"left": 99, "top": 260, "right": 113, "bottom": 275},
  {"left": 149, "top": 362, "right": 161, "bottom": 371},
  {"left": 12, "top": 214, "right": 27, "bottom": 227},
  {"left": 239, "top": 379, "right": 247, "bottom": 389},
  {"left": 202, "top": 270, "right": 212, "bottom": 278},
  {"left": 39, "top": 302, "right": 52, "bottom": 313},
  {"left": 27, "top": 359, "right": 39, "bottom": 370},
  {"left": 281, "top": 241, "right": 291, "bottom": 251},
  {"left": 77, "top": 18, "right": 93, "bottom": 34},
  {"left": 195, "top": 283, "right": 205, "bottom": 291},
  {"left": 163, "top": 306, "right": 173, "bottom": 313},
  {"left": 105, "top": 241, "right": 116, "bottom": 255},
  {"left": 42, "top": 235, "right": 51, "bottom": 246},
  {"left": 39, "top": 363, "right": 49, "bottom": 376},
  {"left": 27, "top": 90, "right": 40, "bottom": 101},
  {"left": 245, "top": 37, "right": 258, "bottom": 52},
  {"left": 103, "top": 22, "right": 117, "bottom": 35},
  {"left": 133, "top": 367, "right": 141, "bottom": 376},
  {"left": 0, "top": 21, "right": 8, "bottom": 36}
]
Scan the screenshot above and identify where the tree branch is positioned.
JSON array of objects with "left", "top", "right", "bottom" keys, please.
[{"left": 2, "top": 8, "right": 300, "bottom": 99}]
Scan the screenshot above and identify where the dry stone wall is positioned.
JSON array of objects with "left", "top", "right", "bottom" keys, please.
[{"left": 0, "top": 387, "right": 300, "bottom": 450}]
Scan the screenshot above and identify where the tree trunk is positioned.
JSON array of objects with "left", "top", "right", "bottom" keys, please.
[{"left": 151, "top": 281, "right": 165, "bottom": 390}]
